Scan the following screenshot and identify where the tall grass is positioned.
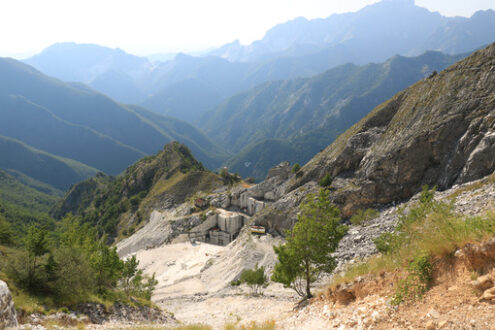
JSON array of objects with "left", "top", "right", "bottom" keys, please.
[{"left": 331, "top": 186, "right": 495, "bottom": 300}]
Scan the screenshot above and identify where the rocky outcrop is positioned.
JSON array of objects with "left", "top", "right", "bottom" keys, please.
[
  {"left": 293, "top": 43, "right": 495, "bottom": 216},
  {"left": 0, "top": 280, "right": 18, "bottom": 329},
  {"left": 52, "top": 142, "right": 225, "bottom": 241},
  {"left": 250, "top": 43, "right": 495, "bottom": 232},
  {"left": 117, "top": 206, "right": 201, "bottom": 257}
]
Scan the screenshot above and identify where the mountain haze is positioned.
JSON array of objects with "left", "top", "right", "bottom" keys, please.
[
  {"left": 210, "top": 0, "right": 492, "bottom": 63},
  {"left": 24, "top": 42, "right": 151, "bottom": 103},
  {"left": 23, "top": 1, "right": 495, "bottom": 125},
  {"left": 0, "top": 57, "right": 228, "bottom": 191}
]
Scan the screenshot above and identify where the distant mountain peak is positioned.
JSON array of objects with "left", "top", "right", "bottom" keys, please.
[{"left": 383, "top": 0, "right": 415, "bottom": 5}]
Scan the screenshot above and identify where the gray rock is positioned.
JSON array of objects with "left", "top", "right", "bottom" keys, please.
[
  {"left": 0, "top": 280, "right": 18, "bottom": 329},
  {"left": 288, "top": 44, "right": 495, "bottom": 217}
]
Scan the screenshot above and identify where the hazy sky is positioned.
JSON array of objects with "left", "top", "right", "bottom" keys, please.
[{"left": 0, "top": 0, "right": 494, "bottom": 58}]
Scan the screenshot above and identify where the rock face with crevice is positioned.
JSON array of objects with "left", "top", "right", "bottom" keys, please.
[{"left": 0, "top": 280, "right": 18, "bottom": 329}]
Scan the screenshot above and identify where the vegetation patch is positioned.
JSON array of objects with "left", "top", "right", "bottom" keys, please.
[
  {"left": 0, "top": 215, "right": 157, "bottom": 315},
  {"left": 239, "top": 264, "right": 268, "bottom": 296},
  {"left": 318, "top": 174, "right": 333, "bottom": 187},
  {"left": 349, "top": 208, "right": 379, "bottom": 226},
  {"left": 330, "top": 185, "right": 495, "bottom": 304}
]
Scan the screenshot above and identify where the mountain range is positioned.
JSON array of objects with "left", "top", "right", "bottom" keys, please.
[
  {"left": 22, "top": 0, "right": 495, "bottom": 125},
  {"left": 0, "top": 57, "right": 228, "bottom": 192},
  {"left": 209, "top": 50, "right": 467, "bottom": 180},
  {"left": 249, "top": 42, "right": 495, "bottom": 232},
  {"left": 209, "top": 0, "right": 494, "bottom": 63}
]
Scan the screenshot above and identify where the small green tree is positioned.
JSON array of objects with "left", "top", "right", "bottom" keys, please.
[
  {"left": 90, "top": 241, "right": 123, "bottom": 294},
  {"left": 142, "top": 273, "right": 158, "bottom": 301},
  {"left": 319, "top": 174, "right": 332, "bottom": 187},
  {"left": 240, "top": 264, "right": 268, "bottom": 296},
  {"left": 272, "top": 189, "right": 347, "bottom": 298},
  {"left": 24, "top": 225, "right": 50, "bottom": 291},
  {"left": 292, "top": 163, "right": 301, "bottom": 174},
  {"left": 122, "top": 255, "right": 139, "bottom": 294}
]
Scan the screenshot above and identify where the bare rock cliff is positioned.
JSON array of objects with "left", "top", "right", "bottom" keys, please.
[
  {"left": 249, "top": 43, "right": 495, "bottom": 233},
  {"left": 291, "top": 42, "right": 495, "bottom": 216}
]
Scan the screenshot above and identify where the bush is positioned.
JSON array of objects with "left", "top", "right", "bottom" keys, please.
[
  {"left": 52, "top": 246, "right": 94, "bottom": 304},
  {"left": 240, "top": 264, "right": 268, "bottom": 296},
  {"left": 319, "top": 174, "right": 332, "bottom": 187},
  {"left": 350, "top": 208, "right": 379, "bottom": 226},
  {"left": 373, "top": 232, "right": 396, "bottom": 254},
  {"left": 292, "top": 163, "right": 301, "bottom": 174},
  {"left": 392, "top": 252, "right": 433, "bottom": 305}
]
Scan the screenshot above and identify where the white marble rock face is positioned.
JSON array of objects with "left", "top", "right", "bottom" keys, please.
[{"left": 0, "top": 280, "right": 18, "bottom": 329}]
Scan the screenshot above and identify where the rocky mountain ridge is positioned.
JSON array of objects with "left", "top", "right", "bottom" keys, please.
[
  {"left": 52, "top": 142, "right": 225, "bottom": 238},
  {"left": 204, "top": 50, "right": 466, "bottom": 180},
  {"left": 210, "top": 0, "right": 494, "bottom": 63},
  {"left": 246, "top": 42, "right": 495, "bottom": 234}
]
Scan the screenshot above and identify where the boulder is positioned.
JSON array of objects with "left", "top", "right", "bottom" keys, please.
[
  {"left": 0, "top": 280, "right": 18, "bottom": 329},
  {"left": 471, "top": 274, "right": 493, "bottom": 291}
]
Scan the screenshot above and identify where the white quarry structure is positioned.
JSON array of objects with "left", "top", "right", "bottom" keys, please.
[{"left": 189, "top": 209, "right": 249, "bottom": 246}]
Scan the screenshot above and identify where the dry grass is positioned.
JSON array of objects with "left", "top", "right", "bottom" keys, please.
[
  {"left": 448, "top": 173, "right": 495, "bottom": 201},
  {"left": 328, "top": 194, "right": 495, "bottom": 292},
  {"left": 224, "top": 320, "right": 276, "bottom": 330}
]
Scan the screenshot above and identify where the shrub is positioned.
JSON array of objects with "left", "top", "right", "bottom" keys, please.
[
  {"left": 319, "top": 174, "right": 332, "bottom": 187},
  {"left": 373, "top": 232, "right": 396, "bottom": 254},
  {"left": 292, "top": 163, "right": 301, "bottom": 174},
  {"left": 392, "top": 252, "right": 433, "bottom": 305},
  {"left": 350, "top": 208, "right": 379, "bottom": 226},
  {"left": 240, "top": 264, "right": 268, "bottom": 296}
]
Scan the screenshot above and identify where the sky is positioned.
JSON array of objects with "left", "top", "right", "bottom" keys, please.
[{"left": 0, "top": 0, "right": 494, "bottom": 58}]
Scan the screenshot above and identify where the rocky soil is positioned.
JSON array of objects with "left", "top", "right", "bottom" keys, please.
[{"left": 283, "top": 238, "right": 495, "bottom": 330}]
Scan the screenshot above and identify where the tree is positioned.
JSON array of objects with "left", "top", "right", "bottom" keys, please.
[
  {"left": 90, "top": 241, "right": 123, "bottom": 294},
  {"left": 240, "top": 264, "right": 268, "bottom": 296},
  {"left": 292, "top": 163, "right": 301, "bottom": 174},
  {"left": 24, "top": 225, "right": 50, "bottom": 291},
  {"left": 122, "top": 255, "right": 139, "bottom": 294},
  {"left": 0, "top": 214, "right": 13, "bottom": 245},
  {"left": 272, "top": 189, "right": 347, "bottom": 298}
]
